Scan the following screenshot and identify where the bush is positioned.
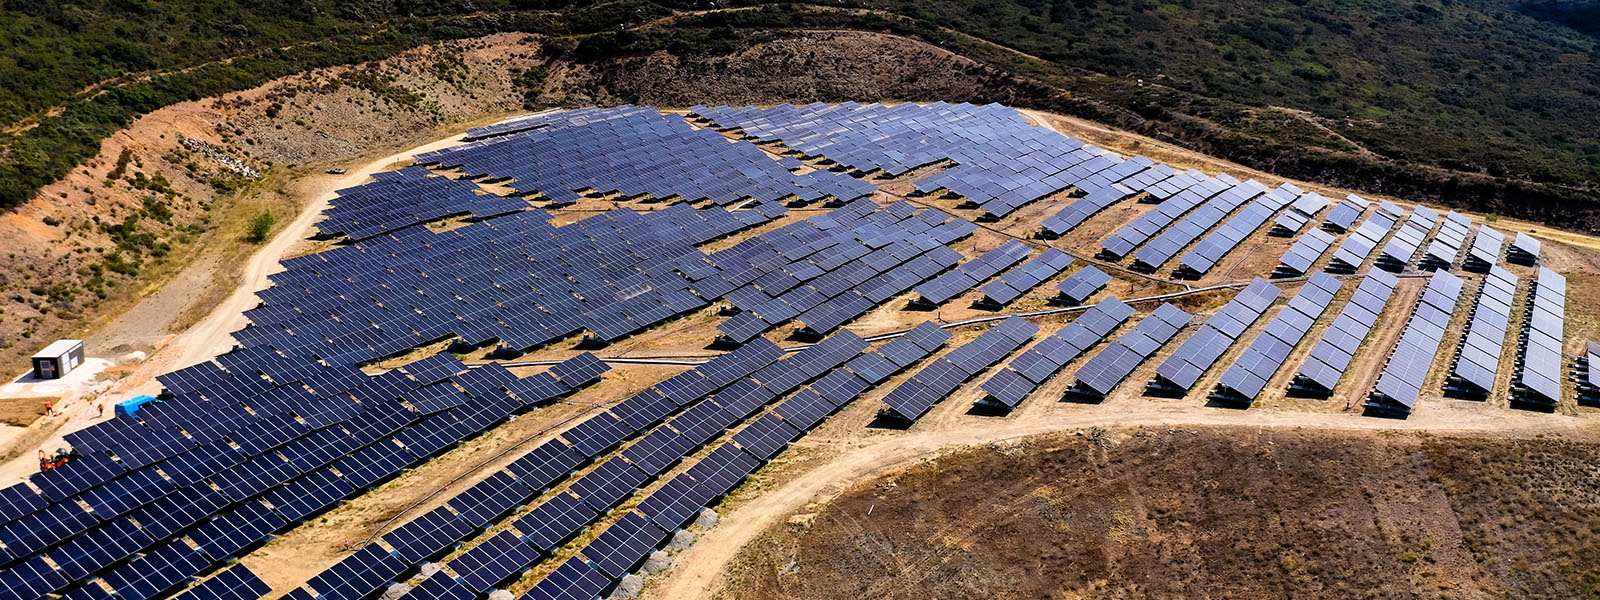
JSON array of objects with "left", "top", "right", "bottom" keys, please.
[{"left": 247, "top": 212, "right": 276, "bottom": 243}]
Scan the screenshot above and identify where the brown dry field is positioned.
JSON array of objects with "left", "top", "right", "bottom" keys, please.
[{"left": 718, "top": 426, "right": 1600, "bottom": 600}]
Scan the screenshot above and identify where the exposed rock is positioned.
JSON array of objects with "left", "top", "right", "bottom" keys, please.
[
  {"left": 607, "top": 574, "right": 643, "bottom": 600},
  {"left": 418, "top": 562, "right": 442, "bottom": 578},
  {"left": 694, "top": 508, "right": 719, "bottom": 530},
  {"left": 488, "top": 590, "right": 514, "bottom": 600},
  {"left": 667, "top": 529, "right": 695, "bottom": 550},
  {"left": 380, "top": 583, "right": 411, "bottom": 600},
  {"left": 642, "top": 550, "right": 671, "bottom": 573}
]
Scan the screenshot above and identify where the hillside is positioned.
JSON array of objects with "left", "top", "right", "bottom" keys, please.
[{"left": 2, "top": 1, "right": 1598, "bottom": 223}]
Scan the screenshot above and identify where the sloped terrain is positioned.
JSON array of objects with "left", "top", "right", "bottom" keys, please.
[{"left": 718, "top": 427, "right": 1600, "bottom": 600}]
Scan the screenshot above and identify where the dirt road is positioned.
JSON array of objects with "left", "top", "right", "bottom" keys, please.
[{"left": 0, "top": 133, "right": 468, "bottom": 485}]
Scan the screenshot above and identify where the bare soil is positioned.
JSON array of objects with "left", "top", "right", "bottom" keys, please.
[{"left": 716, "top": 427, "right": 1600, "bottom": 600}]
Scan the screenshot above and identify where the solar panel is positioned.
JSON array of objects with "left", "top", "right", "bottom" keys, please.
[
  {"left": 521, "top": 558, "right": 610, "bottom": 600},
  {"left": 1512, "top": 267, "right": 1565, "bottom": 408},
  {"left": 979, "top": 297, "right": 1135, "bottom": 408},
  {"left": 1365, "top": 272, "right": 1466, "bottom": 416},
  {"left": 1070, "top": 303, "right": 1193, "bottom": 397},
  {"left": 516, "top": 491, "right": 599, "bottom": 553},
  {"left": 172, "top": 564, "right": 273, "bottom": 600},
  {"left": 1152, "top": 279, "right": 1281, "bottom": 393},
  {"left": 382, "top": 506, "right": 475, "bottom": 563},
  {"left": 882, "top": 317, "right": 1038, "bottom": 422},
  {"left": 452, "top": 530, "right": 541, "bottom": 592},
  {"left": 1211, "top": 273, "right": 1341, "bottom": 404},
  {"left": 581, "top": 512, "right": 670, "bottom": 579}
]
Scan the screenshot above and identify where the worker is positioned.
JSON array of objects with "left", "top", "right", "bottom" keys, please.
[
  {"left": 44, "top": 400, "right": 54, "bottom": 417},
  {"left": 97, "top": 403, "right": 104, "bottom": 417}
]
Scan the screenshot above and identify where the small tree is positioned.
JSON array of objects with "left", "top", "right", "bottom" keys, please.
[{"left": 247, "top": 211, "right": 275, "bottom": 243}]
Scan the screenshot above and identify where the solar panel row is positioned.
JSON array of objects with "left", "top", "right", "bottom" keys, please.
[
  {"left": 1212, "top": 272, "right": 1342, "bottom": 404},
  {"left": 1274, "top": 228, "right": 1335, "bottom": 278},
  {"left": 881, "top": 317, "right": 1039, "bottom": 422},
  {"left": 1418, "top": 211, "right": 1473, "bottom": 272},
  {"left": 1176, "top": 184, "right": 1305, "bottom": 278},
  {"left": 1268, "top": 190, "right": 1327, "bottom": 237},
  {"left": 978, "top": 298, "right": 1136, "bottom": 408},
  {"left": 914, "top": 240, "right": 1032, "bottom": 305},
  {"left": 1132, "top": 179, "right": 1271, "bottom": 272},
  {"left": 1512, "top": 267, "right": 1565, "bottom": 409},
  {"left": 1374, "top": 205, "right": 1440, "bottom": 272},
  {"left": 1508, "top": 232, "right": 1542, "bottom": 266},
  {"left": 1100, "top": 174, "right": 1240, "bottom": 260},
  {"left": 1327, "top": 201, "right": 1406, "bottom": 273},
  {"left": 1320, "top": 194, "right": 1371, "bottom": 233},
  {"left": 1151, "top": 278, "right": 1282, "bottom": 394},
  {"left": 1444, "top": 266, "right": 1517, "bottom": 399},
  {"left": 1463, "top": 225, "right": 1505, "bottom": 273},
  {"left": 1291, "top": 270, "right": 1401, "bottom": 396},
  {"left": 1069, "top": 303, "right": 1194, "bottom": 398},
  {"left": 1055, "top": 265, "right": 1112, "bottom": 306},
  {"left": 979, "top": 249, "right": 1074, "bottom": 305},
  {"left": 1365, "top": 272, "right": 1466, "bottom": 416}
]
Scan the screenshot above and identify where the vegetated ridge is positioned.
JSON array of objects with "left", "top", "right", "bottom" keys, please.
[{"left": 2, "top": 0, "right": 1599, "bottom": 228}]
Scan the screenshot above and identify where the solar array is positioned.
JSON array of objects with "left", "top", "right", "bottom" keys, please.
[
  {"left": 1268, "top": 189, "right": 1326, "bottom": 237},
  {"left": 1055, "top": 265, "right": 1112, "bottom": 306},
  {"left": 1039, "top": 184, "right": 1136, "bottom": 237},
  {"left": 978, "top": 298, "right": 1135, "bottom": 408},
  {"left": 420, "top": 105, "right": 873, "bottom": 206},
  {"left": 881, "top": 317, "right": 1038, "bottom": 422},
  {"left": 244, "top": 201, "right": 782, "bottom": 361},
  {"left": 913, "top": 240, "right": 1031, "bottom": 306},
  {"left": 1463, "top": 225, "right": 1505, "bottom": 273},
  {"left": 318, "top": 168, "right": 530, "bottom": 241},
  {"left": 1100, "top": 174, "right": 1239, "bottom": 259},
  {"left": 1374, "top": 205, "right": 1440, "bottom": 272},
  {"left": 0, "top": 347, "right": 606, "bottom": 600},
  {"left": 1175, "top": 184, "right": 1303, "bottom": 278},
  {"left": 1512, "top": 267, "right": 1566, "bottom": 409},
  {"left": 693, "top": 102, "right": 1150, "bottom": 218},
  {"left": 1577, "top": 342, "right": 1600, "bottom": 406},
  {"left": 1365, "top": 272, "right": 1466, "bottom": 417},
  {"left": 1150, "top": 278, "right": 1282, "bottom": 394},
  {"left": 1327, "top": 201, "right": 1406, "bottom": 274},
  {"left": 462, "top": 107, "right": 622, "bottom": 141},
  {"left": 1129, "top": 178, "right": 1272, "bottom": 272},
  {"left": 1418, "top": 212, "right": 1473, "bottom": 271},
  {"left": 1508, "top": 232, "right": 1542, "bottom": 266},
  {"left": 1291, "top": 270, "right": 1400, "bottom": 397},
  {"left": 1444, "top": 266, "right": 1518, "bottom": 399},
  {"left": 712, "top": 200, "right": 977, "bottom": 342},
  {"left": 1211, "top": 273, "right": 1343, "bottom": 404},
  {"left": 278, "top": 334, "right": 809, "bottom": 600},
  {"left": 1321, "top": 194, "right": 1371, "bottom": 233},
  {"left": 1274, "top": 228, "right": 1335, "bottom": 278},
  {"left": 1068, "top": 303, "right": 1193, "bottom": 399},
  {"left": 978, "top": 249, "right": 1074, "bottom": 306}
]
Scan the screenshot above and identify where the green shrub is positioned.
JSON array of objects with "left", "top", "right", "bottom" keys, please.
[{"left": 247, "top": 211, "right": 276, "bottom": 243}]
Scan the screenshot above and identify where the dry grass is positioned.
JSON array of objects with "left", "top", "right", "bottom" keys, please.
[{"left": 719, "top": 427, "right": 1600, "bottom": 600}]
